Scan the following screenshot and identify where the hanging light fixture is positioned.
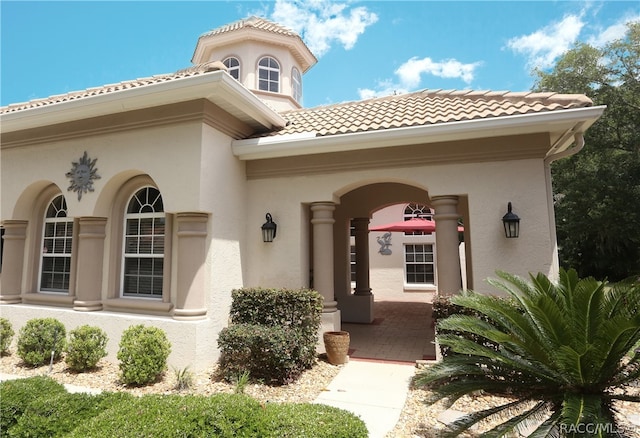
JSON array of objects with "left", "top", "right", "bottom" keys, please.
[
  {"left": 502, "top": 202, "right": 520, "bottom": 238},
  {"left": 261, "top": 213, "right": 277, "bottom": 242}
]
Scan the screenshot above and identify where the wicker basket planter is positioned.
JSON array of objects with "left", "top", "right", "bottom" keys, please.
[{"left": 323, "top": 331, "right": 350, "bottom": 365}]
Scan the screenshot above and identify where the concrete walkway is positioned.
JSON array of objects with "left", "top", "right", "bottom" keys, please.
[{"left": 313, "top": 359, "right": 416, "bottom": 438}]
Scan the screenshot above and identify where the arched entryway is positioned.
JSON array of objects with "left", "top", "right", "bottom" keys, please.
[{"left": 331, "top": 182, "right": 469, "bottom": 362}]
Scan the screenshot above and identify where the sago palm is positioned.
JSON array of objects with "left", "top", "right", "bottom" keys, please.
[{"left": 417, "top": 269, "right": 640, "bottom": 437}]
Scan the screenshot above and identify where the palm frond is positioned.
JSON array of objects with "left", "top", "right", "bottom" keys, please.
[
  {"left": 440, "top": 398, "right": 531, "bottom": 438},
  {"left": 483, "top": 400, "right": 551, "bottom": 438},
  {"left": 529, "top": 409, "right": 562, "bottom": 438}
]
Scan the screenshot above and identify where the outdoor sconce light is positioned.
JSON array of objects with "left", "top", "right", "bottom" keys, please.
[
  {"left": 261, "top": 213, "right": 277, "bottom": 242},
  {"left": 502, "top": 202, "right": 520, "bottom": 238}
]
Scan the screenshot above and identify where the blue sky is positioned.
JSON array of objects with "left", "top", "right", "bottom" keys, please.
[{"left": 2, "top": 1, "right": 638, "bottom": 108}]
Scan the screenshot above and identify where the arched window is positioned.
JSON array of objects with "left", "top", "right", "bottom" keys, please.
[
  {"left": 223, "top": 57, "right": 240, "bottom": 80},
  {"left": 258, "top": 56, "right": 280, "bottom": 92},
  {"left": 40, "top": 195, "right": 73, "bottom": 292},
  {"left": 122, "top": 187, "right": 165, "bottom": 298},
  {"left": 403, "top": 203, "right": 433, "bottom": 236},
  {"left": 292, "top": 67, "right": 302, "bottom": 102}
]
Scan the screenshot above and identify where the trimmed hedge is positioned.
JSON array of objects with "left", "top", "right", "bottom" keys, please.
[
  {"left": 67, "top": 393, "right": 367, "bottom": 438},
  {"left": 9, "top": 391, "right": 131, "bottom": 438},
  {"left": 218, "top": 288, "right": 323, "bottom": 384},
  {"left": 0, "top": 376, "right": 67, "bottom": 433},
  {"left": 2, "top": 377, "right": 367, "bottom": 438},
  {"left": 218, "top": 324, "right": 305, "bottom": 385}
]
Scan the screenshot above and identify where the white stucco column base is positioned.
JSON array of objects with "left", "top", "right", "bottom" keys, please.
[
  {"left": 173, "top": 308, "right": 209, "bottom": 321},
  {"left": 317, "top": 310, "right": 342, "bottom": 353},
  {"left": 339, "top": 293, "right": 374, "bottom": 323}
]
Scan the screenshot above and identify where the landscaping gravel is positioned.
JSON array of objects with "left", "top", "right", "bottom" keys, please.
[{"left": 2, "top": 352, "right": 638, "bottom": 437}]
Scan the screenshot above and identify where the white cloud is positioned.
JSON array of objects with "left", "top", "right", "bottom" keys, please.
[
  {"left": 588, "top": 14, "right": 640, "bottom": 47},
  {"left": 358, "top": 79, "right": 410, "bottom": 100},
  {"left": 357, "top": 56, "right": 481, "bottom": 100},
  {"left": 506, "top": 14, "right": 585, "bottom": 70},
  {"left": 396, "top": 57, "right": 481, "bottom": 88},
  {"left": 271, "top": 0, "right": 378, "bottom": 57}
]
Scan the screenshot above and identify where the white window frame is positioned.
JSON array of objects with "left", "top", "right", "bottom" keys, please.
[
  {"left": 258, "top": 56, "right": 280, "bottom": 93},
  {"left": 121, "top": 187, "right": 165, "bottom": 299},
  {"left": 292, "top": 67, "right": 302, "bottom": 102},
  {"left": 223, "top": 56, "right": 240, "bottom": 80},
  {"left": 404, "top": 243, "right": 435, "bottom": 286},
  {"left": 39, "top": 194, "right": 73, "bottom": 293}
]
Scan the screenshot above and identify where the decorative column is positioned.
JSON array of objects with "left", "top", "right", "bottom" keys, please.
[
  {"left": 311, "top": 203, "right": 338, "bottom": 313},
  {"left": 432, "top": 196, "right": 462, "bottom": 296},
  {"left": 73, "top": 217, "right": 108, "bottom": 311},
  {"left": 173, "top": 212, "right": 208, "bottom": 320},
  {"left": 352, "top": 217, "right": 372, "bottom": 296},
  {"left": 0, "top": 220, "right": 28, "bottom": 304}
]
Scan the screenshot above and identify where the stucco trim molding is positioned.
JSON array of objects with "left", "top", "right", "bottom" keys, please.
[
  {"left": 102, "top": 298, "right": 173, "bottom": 315},
  {"left": 232, "top": 106, "right": 606, "bottom": 160}
]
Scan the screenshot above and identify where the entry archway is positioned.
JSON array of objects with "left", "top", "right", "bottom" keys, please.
[{"left": 332, "top": 181, "right": 466, "bottom": 362}]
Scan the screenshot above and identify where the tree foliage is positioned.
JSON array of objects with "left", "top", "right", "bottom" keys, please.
[{"left": 534, "top": 22, "right": 640, "bottom": 281}]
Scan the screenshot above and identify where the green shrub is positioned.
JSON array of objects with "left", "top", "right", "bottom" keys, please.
[
  {"left": 0, "top": 376, "right": 66, "bottom": 433},
  {"left": 220, "top": 288, "right": 323, "bottom": 384},
  {"left": 262, "top": 403, "right": 368, "bottom": 438},
  {"left": 0, "top": 318, "right": 14, "bottom": 355},
  {"left": 66, "top": 393, "right": 265, "bottom": 438},
  {"left": 229, "top": 288, "right": 322, "bottom": 368},
  {"left": 65, "top": 325, "right": 108, "bottom": 371},
  {"left": 16, "top": 318, "right": 66, "bottom": 366},
  {"left": 218, "top": 323, "right": 305, "bottom": 385},
  {"left": 9, "top": 391, "right": 131, "bottom": 438},
  {"left": 117, "top": 324, "right": 171, "bottom": 386},
  {"left": 65, "top": 393, "right": 367, "bottom": 438}
]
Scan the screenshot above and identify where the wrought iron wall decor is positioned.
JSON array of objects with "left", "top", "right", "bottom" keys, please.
[{"left": 65, "top": 151, "right": 101, "bottom": 201}]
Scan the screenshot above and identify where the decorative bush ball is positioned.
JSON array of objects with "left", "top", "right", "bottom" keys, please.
[
  {"left": 117, "top": 325, "right": 171, "bottom": 386},
  {"left": 16, "top": 318, "right": 66, "bottom": 366},
  {"left": 0, "top": 318, "right": 14, "bottom": 355},
  {"left": 65, "top": 325, "right": 108, "bottom": 372}
]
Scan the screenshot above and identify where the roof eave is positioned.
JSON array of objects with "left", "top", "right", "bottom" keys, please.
[
  {"left": 0, "top": 71, "right": 286, "bottom": 134},
  {"left": 232, "top": 105, "right": 606, "bottom": 160}
]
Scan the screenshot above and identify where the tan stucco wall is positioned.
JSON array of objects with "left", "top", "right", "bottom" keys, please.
[
  {"left": 1, "top": 106, "right": 560, "bottom": 370},
  {"left": 244, "top": 156, "right": 556, "bottom": 296}
]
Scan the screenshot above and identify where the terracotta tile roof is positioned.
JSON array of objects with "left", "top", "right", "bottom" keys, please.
[
  {"left": 257, "top": 89, "right": 593, "bottom": 138},
  {"left": 0, "top": 62, "right": 227, "bottom": 115},
  {"left": 2, "top": 62, "right": 592, "bottom": 140},
  {"left": 198, "top": 16, "right": 299, "bottom": 39}
]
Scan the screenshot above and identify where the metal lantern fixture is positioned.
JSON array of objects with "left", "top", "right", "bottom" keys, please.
[
  {"left": 261, "top": 213, "right": 277, "bottom": 242},
  {"left": 502, "top": 202, "right": 520, "bottom": 238}
]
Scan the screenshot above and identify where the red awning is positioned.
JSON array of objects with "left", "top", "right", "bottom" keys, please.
[{"left": 369, "top": 217, "right": 463, "bottom": 232}]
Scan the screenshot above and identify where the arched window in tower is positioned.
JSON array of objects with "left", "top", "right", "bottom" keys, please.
[
  {"left": 258, "top": 56, "right": 280, "bottom": 93},
  {"left": 40, "top": 194, "right": 73, "bottom": 292},
  {"left": 223, "top": 57, "right": 240, "bottom": 80},
  {"left": 292, "top": 67, "right": 302, "bottom": 103},
  {"left": 122, "top": 187, "right": 165, "bottom": 298}
]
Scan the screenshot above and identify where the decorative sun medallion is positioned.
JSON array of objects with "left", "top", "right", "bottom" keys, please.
[{"left": 65, "top": 151, "right": 101, "bottom": 201}]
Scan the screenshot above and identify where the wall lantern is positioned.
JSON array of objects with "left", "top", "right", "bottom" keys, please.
[
  {"left": 502, "top": 202, "right": 520, "bottom": 238},
  {"left": 261, "top": 213, "right": 277, "bottom": 242}
]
